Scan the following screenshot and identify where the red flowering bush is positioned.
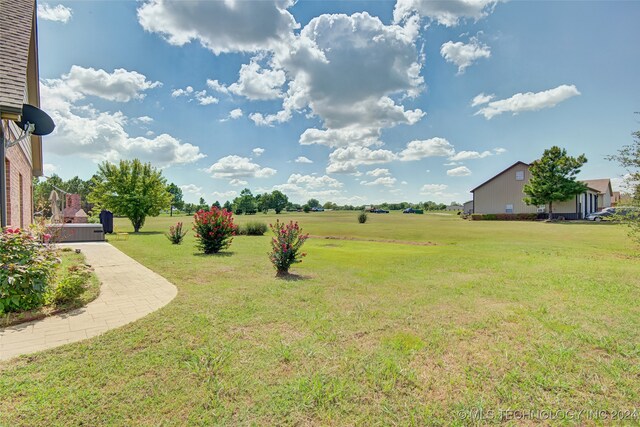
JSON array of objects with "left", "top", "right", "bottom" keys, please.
[
  {"left": 166, "top": 221, "right": 187, "bottom": 245},
  {"left": 0, "top": 227, "right": 59, "bottom": 314},
  {"left": 268, "top": 220, "right": 308, "bottom": 276},
  {"left": 193, "top": 207, "right": 237, "bottom": 254}
]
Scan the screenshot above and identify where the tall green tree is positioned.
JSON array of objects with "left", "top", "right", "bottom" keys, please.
[
  {"left": 166, "top": 183, "right": 184, "bottom": 217},
  {"left": 306, "top": 198, "right": 320, "bottom": 209},
  {"left": 607, "top": 128, "right": 640, "bottom": 242},
  {"left": 607, "top": 130, "right": 640, "bottom": 203},
  {"left": 270, "top": 190, "right": 288, "bottom": 214},
  {"left": 89, "top": 159, "right": 172, "bottom": 232},
  {"left": 233, "top": 188, "right": 257, "bottom": 214},
  {"left": 256, "top": 193, "right": 271, "bottom": 214},
  {"left": 523, "top": 146, "right": 588, "bottom": 220},
  {"left": 198, "top": 197, "right": 208, "bottom": 211}
]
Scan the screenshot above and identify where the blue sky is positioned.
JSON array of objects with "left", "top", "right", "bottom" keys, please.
[{"left": 36, "top": 0, "right": 640, "bottom": 205}]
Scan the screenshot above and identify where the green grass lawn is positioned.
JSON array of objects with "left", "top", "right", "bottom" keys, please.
[{"left": 1, "top": 212, "right": 639, "bottom": 425}]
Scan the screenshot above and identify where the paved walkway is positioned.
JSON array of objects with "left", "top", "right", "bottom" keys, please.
[{"left": 0, "top": 242, "right": 177, "bottom": 361}]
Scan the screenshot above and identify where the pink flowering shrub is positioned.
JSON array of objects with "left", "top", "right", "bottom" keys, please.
[
  {"left": 166, "top": 222, "right": 187, "bottom": 245},
  {"left": 268, "top": 220, "right": 308, "bottom": 276},
  {"left": 0, "top": 227, "right": 59, "bottom": 314},
  {"left": 193, "top": 207, "right": 237, "bottom": 254}
]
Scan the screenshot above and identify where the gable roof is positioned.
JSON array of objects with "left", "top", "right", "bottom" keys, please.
[
  {"left": 580, "top": 179, "right": 612, "bottom": 195},
  {"left": 470, "top": 161, "right": 530, "bottom": 193},
  {"left": 0, "top": 0, "right": 36, "bottom": 118}
]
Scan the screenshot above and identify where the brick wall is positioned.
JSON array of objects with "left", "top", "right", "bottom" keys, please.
[{"left": 4, "top": 143, "right": 33, "bottom": 228}]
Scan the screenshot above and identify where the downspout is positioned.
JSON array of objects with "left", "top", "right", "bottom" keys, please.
[{"left": 1, "top": 125, "right": 6, "bottom": 227}]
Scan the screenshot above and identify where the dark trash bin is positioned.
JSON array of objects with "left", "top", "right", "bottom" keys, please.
[{"left": 99, "top": 210, "right": 114, "bottom": 234}]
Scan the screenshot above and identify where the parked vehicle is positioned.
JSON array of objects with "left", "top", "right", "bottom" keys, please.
[
  {"left": 586, "top": 207, "right": 615, "bottom": 221},
  {"left": 403, "top": 208, "right": 414, "bottom": 213},
  {"left": 586, "top": 206, "right": 638, "bottom": 221},
  {"left": 370, "top": 208, "right": 389, "bottom": 213}
]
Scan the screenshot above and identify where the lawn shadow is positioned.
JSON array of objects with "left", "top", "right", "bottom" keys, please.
[
  {"left": 546, "top": 220, "right": 618, "bottom": 226},
  {"left": 193, "top": 251, "right": 235, "bottom": 257},
  {"left": 275, "top": 273, "right": 311, "bottom": 282}
]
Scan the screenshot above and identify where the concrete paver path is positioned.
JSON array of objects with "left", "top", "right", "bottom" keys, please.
[{"left": 0, "top": 242, "right": 177, "bottom": 361}]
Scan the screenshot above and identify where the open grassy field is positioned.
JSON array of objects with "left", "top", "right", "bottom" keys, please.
[{"left": 1, "top": 212, "right": 639, "bottom": 425}]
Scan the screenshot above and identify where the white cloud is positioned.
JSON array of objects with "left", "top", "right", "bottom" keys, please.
[
  {"left": 194, "top": 90, "right": 218, "bottom": 105},
  {"left": 249, "top": 110, "right": 292, "bottom": 127},
  {"left": 38, "top": 3, "right": 72, "bottom": 23},
  {"left": 440, "top": 37, "right": 491, "bottom": 74},
  {"left": 449, "top": 147, "right": 505, "bottom": 161},
  {"left": 173, "top": 86, "right": 218, "bottom": 105},
  {"left": 229, "top": 179, "right": 249, "bottom": 187},
  {"left": 252, "top": 147, "right": 265, "bottom": 157},
  {"left": 229, "top": 108, "right": 243, "bottom": 119},
  {"left": 447, "top": 166, "right": 472, "bottom": 176},
  {"left": 140, "top": 6, "right": 426, "bottom": 173},
  {"left": 420, "top": 184, "right": 448, "bottom": 194},
  {"left": 449, "top": 150, "right": 492, "bottom": 161},
  {"left": 475, "top": 84, "right": 581, "bottom": 119},
  {"left": 207, "top": 79, "right": 229, "bottom": 94},
  {"left": 471, "top": 92, "right": 494, "bottom": 107},
  {"left": 288, "top": 173, "right": 343, "bottom": 189},
  {"left": 211, "top": 190, "right": 238, "bottom": 200},
  {"left": 172, "top": 86, "right": 193, "bottom": 97},
  {"left": 295, "top": 156, "right": 313, "bottom": 164},
  {"left": 205, "top": 155, "right": 276, "bottom": 180},
  {"left": 399, "top": 138, "right": 455, "bottom": 161},
  {"left": 40, "top": 79, "right": 205, "bottom": 167},
  {"left": 394, "top": 0, "right": 502, "bottom": 27},
  {"left": 401, "top": 181, "right": 408, "bottom": 185},
  {"left": 56, "top": 66, "right": 161, "bottom": 102},
  {"left": 327, "top": 146, "right": 397, "bottom": 174},
  {"left": 367, "top": 168, "right": 391, "bottom": 177},
  {"left": 43, "top": 163, "right": 57, "bottom": 176},
  {"left": 137, "top": 0, "right": 298, "bottom": 54},
  {"left": 361, "top": 176, "right": 397, "bottom": 187},
  {"left": 271, "top": 173, "right": 346, "bottom": 204},
  {"left": 136, "top": 116, "right": 154, "bottom": 124},
  {"left": 223, "top": 59, "right": 286, "bottom": 100},
  {"left": 180, "top": 184, "right": 203, "bottom": 195}
]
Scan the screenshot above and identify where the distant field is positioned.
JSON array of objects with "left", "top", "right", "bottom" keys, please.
[{"left": 1, "top": 212, "right": 638, "bottom": 425}]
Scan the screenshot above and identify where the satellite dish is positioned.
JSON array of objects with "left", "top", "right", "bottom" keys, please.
[{"left": 14, "top": 104, "right": 55, "bottom": 136}]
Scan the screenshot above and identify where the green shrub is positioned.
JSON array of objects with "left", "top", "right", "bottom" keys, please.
[
  {"left": 0, "top": 227, "right": 59, "bottom": 314},
  {"left": 47, "top": 267, "right": 90, "bottom": 305},
  {"left": 166, "top": 222, "right": 187, "bottom": 244},
  {"left": 268, "top": 220, "right": 309, "bottom": 276},
  {"left": 240, "top": 221, "right": 268, "bottom": 236},
  {"left": 193, "top": 207, "right": 237, "bottom": 254},
  {"left": 471, "top": 213, "right": 538, "bottom": 221},
  {"left": 358, "top": 211, "right": 368, "bottom": 224}
]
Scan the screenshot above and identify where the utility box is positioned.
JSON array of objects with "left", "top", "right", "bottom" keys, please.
[{"left": 99, "top": 210, "right": 114, "bottom": 234}]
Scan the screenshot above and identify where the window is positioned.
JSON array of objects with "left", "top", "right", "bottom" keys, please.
[
  {"left": 515, "top": 171, "right": 524, "bottom": 181},
  {"left": 505, "top": 204, "right": 514, "bottom": 213}
]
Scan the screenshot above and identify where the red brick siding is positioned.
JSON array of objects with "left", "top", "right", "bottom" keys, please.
[{"left": 5, "top": 144, "right": 33, "bottom": 227}]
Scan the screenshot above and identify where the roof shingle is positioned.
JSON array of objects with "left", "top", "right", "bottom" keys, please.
[{"left": 0, "top": 0, "right": 35, "bottom": 116}]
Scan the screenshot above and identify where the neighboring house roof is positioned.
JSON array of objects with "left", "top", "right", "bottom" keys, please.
[
  {"left": 0, "top": 0, "right": 36, "bottom": 118},
  {"left": 580, "top": 179, "right": 612, "bottom": 195},
  {"left": 470, "top": 161, "right": 530, "bottom": 192}
]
